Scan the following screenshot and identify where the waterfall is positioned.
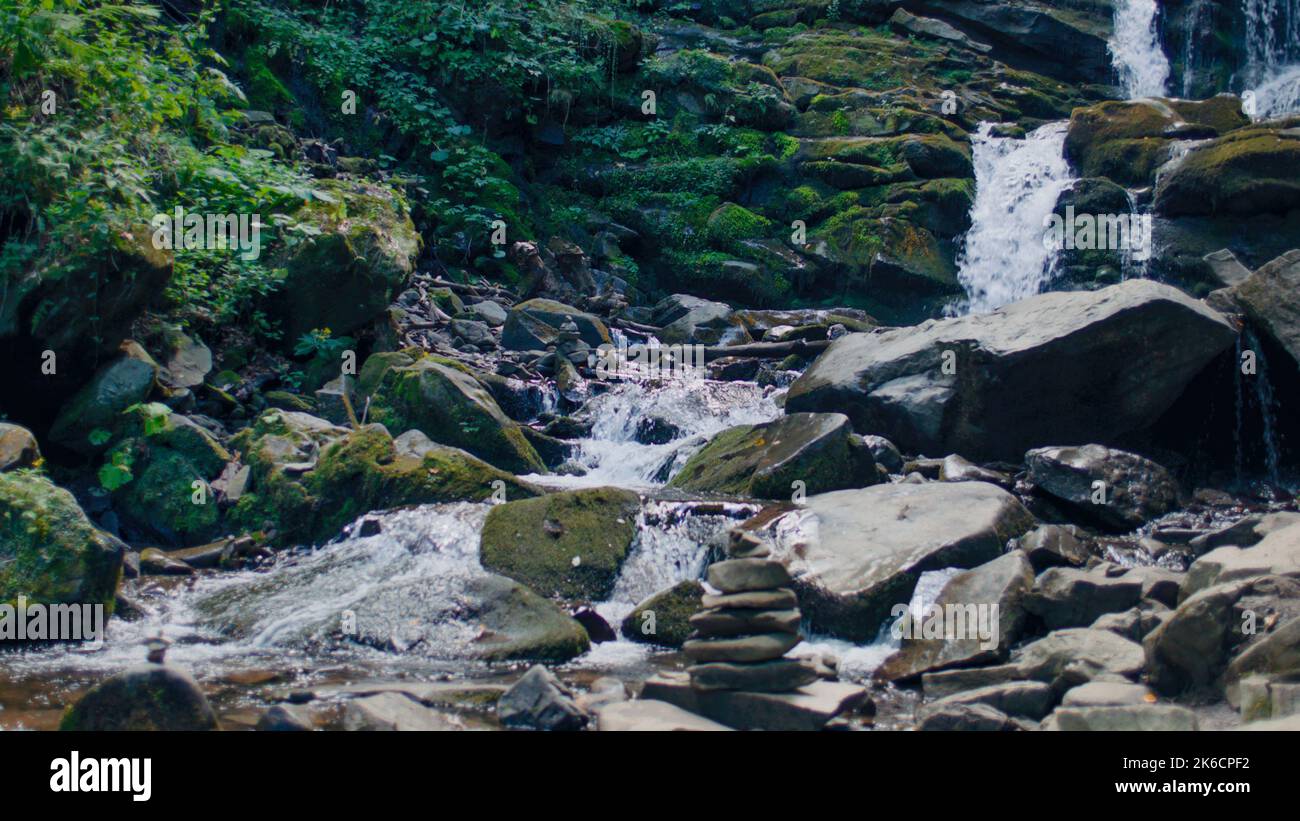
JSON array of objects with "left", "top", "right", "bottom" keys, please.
[
  {"left": 1243, "top": 0, "right": 1300, "bottom": 116},
  {"left": 954, "top": 122, "right": 1075, "bottom": 314},
  {"left": 1110, "top": 0, "right": 1171, "bottom": 98},
  {"left": 1245, "top": 329, "right": 1284, "bottom": 484}
]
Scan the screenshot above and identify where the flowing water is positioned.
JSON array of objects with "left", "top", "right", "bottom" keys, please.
[
  {"left": 1111, "top": 0, "right": 1171, "bottom": 98},
  {"left": 954, "top": 122, "right": 1075, "bottom": 314}
]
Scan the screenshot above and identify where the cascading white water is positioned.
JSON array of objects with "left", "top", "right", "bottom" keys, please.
[
  {"left": 955, "top": 121, "right": 1075, "bottom": 314},
  {"left": 527, "top": 377, "right": 783, "bottom": 489},
  {"left": 1243, "top": 0, "right": 1300, "bottom": 116},
  {"left": 1110, "top": 0, "right": 1171, "bottom": 97}
]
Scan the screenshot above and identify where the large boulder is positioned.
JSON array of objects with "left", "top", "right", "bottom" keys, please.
[
  {"left": 271, "top": 178, "right": 420, "bottom": 341},
  {"left": 667, "top": 412, "right": 878, "bottom": 498},
  {"left": 876, "top": 551, "right": 1035, "bottom": 683},
  {"left": 501, "top": 299, "right": 611, "bottom": 351},
  {"left": 480, "top": 487, "right": 641, "bottom": 601},
  {"left": 1013, "top": 628, "right": 1146, "bottom": 690},
  {"left": 60, "top": 665, "right": 218, "bottom": 731},
  {"left": 753, "top": 481, "right": 1035, "bottom": 641},
  {"left": 1024, "top": 564, "right": 1145, "bottom": 630},
  {"left": 649, "top": 294, "right": 736, "bottom": 345},
  {"left": 229, "top": 410, "right": 538, "bottom": 546},
  {"left": 1155, "top": 126, "right": 1300, "bottom": 218},
  {"left": 1230, "top": 250, "right": 1300, "bottom": 370},
  {"left": 785, "top": 280, "right": 1237, "bottom": 462},
  {"left": 0, "top": 471, "right": 123, "bottom": 610},
  {"left": 1024, "top": 444, "right": 1180, "bottom": 530},
  {"left": 48, "top": 354, "right": 158, "bottom": 455},
  {"left": 361, "top": 352, "right": 546, "bottom": 474}
]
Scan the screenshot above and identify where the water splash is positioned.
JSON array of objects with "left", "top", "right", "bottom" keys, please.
[
  {"left": 955, "top": 122, "right": 1075, "bottom": 314},
  {"left": 1110, "top": 0, "right": 1171, "bottom": 98},
  {"left": 527, "top": 378, "right": 783, "bottom": 489},
  {"left": 1248, "top": 63, "right": 1300, "bottom": 118}
]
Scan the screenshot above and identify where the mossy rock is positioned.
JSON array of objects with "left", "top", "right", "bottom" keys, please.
[
  {"left": 428, "top": 287, "right": 465, "bottom": 316},
  {"left": 501, "top": 299, "right": 611, "bottom": 350},
  {"left": 480, "top": 487, "right": 642, "bottom": 601},
  {"left": 1155, "top": 127, "right": 1300, "bottom": 217},
  {"left": 264, "top": 390, "right": 317, "bottom": 414},
  {"left": 668, "top": 412, "right": 877, "bottom": 498},
  {"left": 59, "top": 665, "right": 219, "bottom": 731},
  {"left": 0, "top": 471, "right": 123, "bottom": 610},
  {"left": 621, "top": 581, "right": 705, "bottom": 647},
  {"left": 706, "top": 202, "right": 773, "bottom": 250},
  {"left": 230, "top": 413, "right": 538, "bottom": 547},
  {"left": 811, "top": 211, "right": 959, "bottom": 294},
  {"left": 111, "top": 441, "right": 224, "bottom": 546},
  {"left": 271, "top": 178, "right": 421, "bottom": 342},
  {"left": 367, "top": 356, "right": 546, "bottom": 474}
]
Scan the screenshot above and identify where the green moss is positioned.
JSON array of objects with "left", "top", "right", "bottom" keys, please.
[
  {"left": 621, "top": 581, "right": 704, "bottom": 647},
  {"left": 0, "top": 471, "right": 122, "bottom": 611},
  {"left": 479, "top": 487, "right": 641, "bottom": 601},
  {"left": 706, "top": 202, "right": 773, "bottom": 249}
]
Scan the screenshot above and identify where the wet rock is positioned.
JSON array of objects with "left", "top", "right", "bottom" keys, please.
[
  {"left": 256, "top": 704, "right": 314, "bottom": 731},
  {"left": 229, "top": 411, "right": 538, "bottom": 546},
  {"left": 1025, "top": 564, "right": 1144, "bottom": 630},
  {"left": 1043, "top": 704, "right": 1199, "bottom": 731},
  {"left": 497, "top": 665, "right": 588, "bottom": 731},
  {"left": 758, "top": 482, "right": 1034, "bottom": 641},
  {"left": 480, "top": 487, "right": 640, "bottom": 600},
  {"left": 684, "top": 632, "right": 801, "bottom": 663},
  {"left": 596, "top": 699, "right": 730, "bottom": 731},
  {"left": 1229, "top": 250, "right": 1300, "bottom": 370},
  {"left": 917, "top": 702, "right": 1018, "bottom": 732},
  {"left": 0, "top": 472, "right": 124, "bottom": 610},
  {"left": 686, "top": 659, "right": 820, "bottom": 693},
  {"left": 343, "top": 692, "right": 460, "bottom": 731},
  {"left": 921, "top": 681, "right": 1055, "bottom": 721},
  {"left": 570, "top": 606, "right": 616, "bottom": 643},
  {"left": 1156, "top": 129, "right": 1300, "bottom": 219},
  {"left": 0, "top": 423, "right": 41, "bottom": 472},
  {"left": 138, "top": 547, "right": 195, "bottom": 576},
  {"left": 689, "top": 607, "right": 800, "bottom": 637},
  {"left": 1189, "top": 511, "right": 1300, "bottom": 556},
  {"left": 1025, "top": 444, "right": 1179, "bottom": 530},
  {"left": 1011, "top": 524, "right": 1090, "bottom": 571},
  {"left": 641, "top": 671, "right": 867, "bottom": 730},
  {"left": 700, "top": 588, "right": 798, "bottom": 610},
  {"left": 622, "top": 581, "right": 704, "bottom": 647},
  {"left": 668, "top": 412, "right": 878, "bottom": 498},
  {"left": 363, "top": 353, "right": 546, "bottom": 474},
  {"left": 650, "top": 294, "right": 735, "bottom": 345},
  {"left": 876, "top": 551, "right": 1035, "bottom": 682},
  {"left": 785, "top": 281, "right": 1237, "bottom": 462},
  {"left": 575, "top": 677, "right": 628, "bottom": 714},
  {"left": 60, "top": 665, "right": 219, "bottom": 731}
]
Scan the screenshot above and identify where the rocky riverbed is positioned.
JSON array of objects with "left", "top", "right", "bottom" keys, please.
[{"left": 4, "top": 0, "right": 1300, "bottom": 732}]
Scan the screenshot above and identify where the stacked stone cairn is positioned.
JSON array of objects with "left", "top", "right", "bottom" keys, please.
[{"left": 685, "top": 530, "right": 818, "bottom": 693}]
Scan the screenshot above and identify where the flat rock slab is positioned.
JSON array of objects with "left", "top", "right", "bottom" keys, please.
[
  {"left": 707, "top": 558, "right": 792, "bottom": 593},
  {"left": 1061, "top": 681, "right": 1154, "bottom": 707},
  {"left": 596, "top": 699, "right": 731, "bottom": 731},
  {"left": 642, "top": 671, "right": 870, "bottom": 731},
  {"left": 690, "top": 607, "right": 801, "bottom": 637},
  {"left": 1043, "top": 704, "right": 1199, "bottom": 731},
  {"left": 683, "top": 632, "right": 801, "bottom": 663},
  {"left": 701, "top": 588, "right": 797, "bottom": 610},
  {"left": 762, "top": 481, "right": 1035, "bottom": 641},
  {"left": 688, "top": 659, "right": 820, "bottom": 693},
  {"left": 342, "top": 693, "right": 464, "bottom": 731}
]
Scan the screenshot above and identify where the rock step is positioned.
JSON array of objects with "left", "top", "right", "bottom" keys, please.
[
  {"left": 706, "top": 558, "right": 791, "bottom": 593},
  {"left": 700, "top": 587, "right": 797, "bottom": 611},
  {"left": 689, "top": 607, "right": 801, "bottom": 637}
]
